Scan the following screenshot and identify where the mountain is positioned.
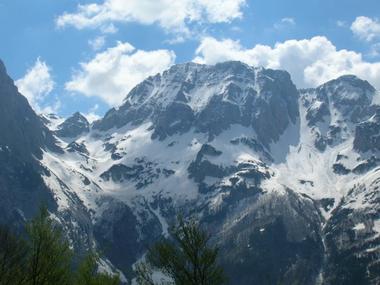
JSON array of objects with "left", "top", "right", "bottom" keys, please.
[
  {"left": 56, "top": 112, "right": 90, "bottom": 138},
  {"left": 94, "top": 62, "right": 299, "bottom": 145},
  {"left": 0, "top": 59, "right": 59, "bottom": 226},
  {"left": 0, "top": 60, "right": 96, "bottom": 266},
  {"left": 1, "top": 59, "right": 379, "bottom": 284}
]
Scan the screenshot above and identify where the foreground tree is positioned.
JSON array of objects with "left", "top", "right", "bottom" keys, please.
[
  {"left": 0, "top": 206, "right": 120, "bottom": 285},
  {"left": 26, "top": 207, "right": 73, "bottom": 285},
  {"left": 136, "top": 217, "right": 226, "bottom": 285},
  {"left": 76, "top": 254, "right": 120, "bottom": 285},
  {"left": 0, "top": 226, "right": 28, "bottom": 285}
]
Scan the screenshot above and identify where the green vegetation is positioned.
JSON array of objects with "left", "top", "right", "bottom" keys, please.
[
  {"left": 0, "top": 207, "right": 120, "bottom": 285},
  {"left": 1, "top": 210, "right": 226, "bottom": 285},
  {"left": 135, "top": 217, "right": 226, "bottom": 285},
  {"left": 0, "top": 225, "right": 28, "bottom": 285},
  {"left": 26, "top": 208, "right": 72, "bottom": 285},
  {"left": 76, "top": 254, "right": 120, "bottom": 285}
]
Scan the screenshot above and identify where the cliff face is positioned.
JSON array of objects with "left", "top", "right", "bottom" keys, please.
[{"left": 0, "top": 59, "right": 58, "bottom": 225}]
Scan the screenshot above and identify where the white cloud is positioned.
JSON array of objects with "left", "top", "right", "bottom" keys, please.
[
  {"left": 351, "top": 16, "right": 380, "bottom": 42},
  {"left": 40, "top": 100, "right": 62, "bottom": 115},
  {"left": 85, "top": 112, "right": 101, "bottom": 123},
  {"left": 56, "top": 0, "right": 246, "bottom": 36},
  {"left": 15, "top": 58, "right": 56, "bottom": 112},
  {"left": 274, "top": 17, "right": 295, "bottom": 30},
  {"left": 194, "top": 36, "right": 380, "bottom": 90},
  {"left": 101, "top": 23, "right": 118, "bottom": 34},
  {"left": 89, "top": 36, "right": 106, "bottom": 50},
  {"left": 84, "top": 104, "right": 101, "bottom": 123},
  {"left": 65, "top": 41, "right": 176, "bottom": 106},
  {"left": 369, "top": 43, "right": 380, "bottom": 57}
]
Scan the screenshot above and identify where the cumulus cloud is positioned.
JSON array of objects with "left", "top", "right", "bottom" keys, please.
[
  {"left": 194, "top": 36, "right": 380, "bottom": 90},
  {"left": 65, "top": 41, "right": 176, "bottom": 106},
  {"left": 351, "top": 16, "right": 380, "bottom": 42},
  {"left": 15, "top": 58, "right": 56, "bottom": 112},
  {"left": 56, "top": 0, "right": 246, "bottom": 36}
]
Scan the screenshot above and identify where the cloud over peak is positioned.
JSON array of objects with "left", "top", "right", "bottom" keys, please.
[
  {"left": 194, "top": 36, "right": 380, "bottom": 90},
  {"left": 15, "top": 58, "right": 56, "bottom": 113},
  {"left": 65, "top": 42, "right": 176, "bottom": 106}
]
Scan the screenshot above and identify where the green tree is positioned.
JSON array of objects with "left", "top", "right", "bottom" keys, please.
[
  {"left": 76, "top": 253, "right": 120, "bottom": 285},
  {"left": 0, "top": 206, "right": 121, "bottom": 285},
  {"left": 25, "top": 206, "right": 73, "bottom": 285},
  {"left": 0, "top": 226, "right": 28, "bottom": 285},
  {"left": 137, "top": 217, "right": 226, "bottom": 285}
]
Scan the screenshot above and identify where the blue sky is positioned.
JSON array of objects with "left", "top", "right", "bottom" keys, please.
[{"left": 1, "top": 0, "right": 380, "bottom": 120}]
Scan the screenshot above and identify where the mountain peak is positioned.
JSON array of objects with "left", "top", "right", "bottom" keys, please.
[
  {"left": 71, "top": 112, "right": 88, "bottom": 122},
  {"left": 319, "top": 74, "right": 376, "bottom": 94},
  {"left": 0, "top": 59, "right": 59, "bottom": 160},
  {"left": 0, "top": 59, "right": 6, "bottom": 75},
  {"left": 0, "top": 59, "right": 14, "bottom": 89},
  {"left": 55, "top": 112, "right": 89, "bottom": 138},
  {"left": 316, "top": 74, "right": 375, "bottom": 111},
  {"left": 94, "top": 61, "right": 299, "bottom": 144}
]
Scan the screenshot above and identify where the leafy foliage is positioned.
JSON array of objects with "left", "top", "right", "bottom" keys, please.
[
  {"left": 0, "top": 206, "right": 120, "bottom": 285},
  {"left": 0, "top": 226, "right": 28, "bottom": 285},
  {"left": 76, "top": 254, "right": 120, "bottom": 285},
  {"left": 26, "top": 206, "right": 73, "bottom": 285},
  {"left": 136, "top": 217, "right": 226, "bottom": 285}
]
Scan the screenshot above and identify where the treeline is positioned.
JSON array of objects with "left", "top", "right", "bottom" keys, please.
[
  {"left": 0, "top": 207, "right": 119, "bottom": 285},
  {"left": 1, "top": 209, "right": 226, "bottom": 285}
]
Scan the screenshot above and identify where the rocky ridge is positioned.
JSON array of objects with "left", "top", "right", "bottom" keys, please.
[{"left": 1, "top": 60, "right": 379, "bottom": 284}]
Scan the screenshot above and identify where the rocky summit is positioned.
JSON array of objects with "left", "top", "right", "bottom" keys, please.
[{"left": 1, "top": 60, "right": 380, "bottom": 284}]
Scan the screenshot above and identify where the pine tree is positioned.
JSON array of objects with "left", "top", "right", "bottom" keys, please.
[
  {"left": 25, "top": 206, "right": 73, "bottom": 285},
  {"left": 137, "top": 217, "right": 226, "bottom": 285}
]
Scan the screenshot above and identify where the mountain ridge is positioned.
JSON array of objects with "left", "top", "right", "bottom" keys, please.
[{"left": 1, "top": 59, "right": 380, "bottom": 284}]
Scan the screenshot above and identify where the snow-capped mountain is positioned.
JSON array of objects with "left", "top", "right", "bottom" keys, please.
[
  {"left": 1, "top": 59, "right": 379, "bottom": 284},
  {"left": 55, "top": 112, "right": 90, "bottom": 138}
]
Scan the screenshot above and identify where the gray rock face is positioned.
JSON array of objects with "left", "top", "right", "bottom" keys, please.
[
  {"left": 0, "top": 60, "right": 60, "bottom": 225},
  {"left": 316, "top": 75, "right": 374, "bottom": 122},
  {"left": 188, "top": 143, "right": 272, "bottom": 194},
  {"left": 93, "top": 197, "right": 163, "bottom": 276},
  {"left": 56, "top": 112, "right": 90, "bottom": 138},
  {"left": 354, "top": 108, "right": 380, "bottom": 152},
  {"left": 204, "top": 189, "right": 324, "bottom": 285},
  {"left": 66, "top": 141, "right": 89, "bottom": 156},
  {"left": 100, "top": 158, "right": 175, "bottom": 189},
  {"left": 302, "top": 75, "right": 378, "bottom": 151},
  {"left": 323, "top": 177, "right": 380, "bottom": 285},
  {"left": 94, "top": 61, "right": 299, "bottom": 145},
  {"left": 305, "top": 100, "right": 330, "bottom": 127},
  {"left": 152, "top": 102, "right": 195, "bottom": 140},
  {"left": 0, "top": 60, "right": 59, "bottom": 161}
]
